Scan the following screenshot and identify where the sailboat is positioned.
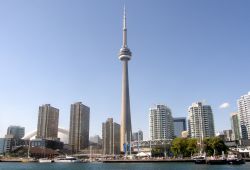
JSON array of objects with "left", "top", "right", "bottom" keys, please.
[{"left": 193, "top": 120, "right": 206, "bottom": 164}]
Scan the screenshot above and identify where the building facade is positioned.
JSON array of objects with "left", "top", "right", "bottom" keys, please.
[
  {"left": 36, "top": 104, "right": 59, "bottom": 140},
  {"left": 102, "top": 118, "right": 120, "bottom": 155},
  {"left": 7, "top": 126, "right": 25, "bottom": 139},
  {"left": 3, "top": 135, "right": 14, "bottom": 153},
  {"left": 173, "top": 117, "right": 187, "bottom": 137},
  {"left": 223, "top": 130, "right": 233, "bottom": 141},
  {"left": 89, "top": 135, "right": 102, "bottom": 145},
  {"left": 231, "top": 112, "right": 241, "bottom": 140},
  {"left": 69, "top": 102, "right": 90, "bottom": 153},
  {"left": 188, "top": 102, "right": 215, "bottom": 139},
  {"left": 237, "top": 92, "right": 250, "bottom": 139},
  {"left": 132, "top": 130, "right": 143, "bottom": 141},
  {"left": 149, "top": 105, "right": 174, "bottom": 140},
  {"left": 0, "top": 138, "right": 5, "bottom": 154}
]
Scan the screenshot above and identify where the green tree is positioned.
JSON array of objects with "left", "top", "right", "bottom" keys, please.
[
  {"left": 151, "top": 147, "right": 164, "bottom": 157},
  {"left": 171, "top": 138, "right": 198, "bottom": 157},
  {"left": 186, "top": 138, "right": 198, "bottom": 156},
  {"left": 204, "top": 137, "right": 228, "bottom": 156}
]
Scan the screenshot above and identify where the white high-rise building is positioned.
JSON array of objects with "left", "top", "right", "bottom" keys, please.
[
  {"left": 149, "top": 105, "right": 174, "bottom": 140},
  {"left": 237, "top": 92, "right": 250, "bottom": 139},
  {"left": 188, "top": 102, "right": 215, "bottom": 138}
]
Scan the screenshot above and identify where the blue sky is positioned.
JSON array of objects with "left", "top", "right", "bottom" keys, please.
[{"left": 0, "top": 0, "right": 249, "bottom": 139}]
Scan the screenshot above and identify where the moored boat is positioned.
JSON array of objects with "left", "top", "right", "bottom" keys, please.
[
  {"left": 54, "top": 156, "right": 81, "bottom": 163},
  {"left": 192, "top": 155, "right": 206, "bottom": 164},
  {"left": 38, "top": 158, "right": 54, "bottom": 163},
  {"left": 206, "top": 156, "right": 227, "bottom": 165},
  {"left": 227, "top": 153, "right": 245, "bottom": 165}
]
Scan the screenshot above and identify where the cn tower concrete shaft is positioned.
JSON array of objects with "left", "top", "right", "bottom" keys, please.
[
  {"left": 118, "top": 6, "right": 132, "bottom": 152},
  {"left": 120, "top": 59, "right": 132, "bottom": 152}
]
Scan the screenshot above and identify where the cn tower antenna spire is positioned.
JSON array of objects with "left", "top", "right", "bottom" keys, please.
[{"left": 123, "top": 4, "right": 127, "bottom": 48}]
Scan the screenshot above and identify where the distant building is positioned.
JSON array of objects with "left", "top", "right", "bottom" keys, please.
[
  {"left": 0, "top": 138, "right": 5, "bottom": 154},
  {"left": 69, "top": 102, "right": 90, "bottom": 153},
  {"left": 223, "top": 130, "right": 233, "bottom": 141},
  {"left": 3, "top": 135, "right": 14, "bottom": 153},
  {"left": 237, "top": 92, "right": 250, "bottom": 139},
  {"left": 7, "top": 126, "right": 25, "bottom": 139},
  {"left": 132, "top": 130, "right": 143, "bottom": 141},
  {"left": 90, "top": 135, "right": 102, "bottom": 145},
  {"left": 231, "top": 112, "right": 241, "bottom": 140},
  {"left": 36, "top": 104, "right": 59, "bottom": 140},
  {"left": 102, "top": 118, "right": 120, "bottom": 155},
  {"left": 188, "top": 102, "right": 215, "bottom": 139},
  {"left": 173, "top": 117, "right": 187, "bottom": 137},
  {"left": 149, "top": 105, "right": 174, "bottom": 140},
  {"left": 89, "top": 135, "right": 102, "bottom": 149}
]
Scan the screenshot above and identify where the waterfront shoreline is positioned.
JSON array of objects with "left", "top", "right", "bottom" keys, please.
[
  {"left": 1, "top": 158, "right": 250, "bottom": 163},
  {"left": 102, "top": 159, "right": 193, "bottom": 163}
]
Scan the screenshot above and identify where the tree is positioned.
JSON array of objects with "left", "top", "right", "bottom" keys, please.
[
  {"left": 204, "top": 137, "right": 228, "bottom": 156},
  {"left": 151, "top": 147, "right": 164, "bottom": 157},
  {"left": 171, "top": 138, "right": 198, "bottom": 157},
  {"left": 186, "top": 138, "right": 198, "bottom": 156}
]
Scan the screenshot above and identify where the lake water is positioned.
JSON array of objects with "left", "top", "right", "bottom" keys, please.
[{"left": 0, "top": 162, "right": 250, "bottom": 170}]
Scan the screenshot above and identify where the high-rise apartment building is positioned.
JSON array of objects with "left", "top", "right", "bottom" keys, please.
[
  {"left": 173, "top": 117, "right": 187, "bottom": 137},
  {"left": 102, "top": 118, "right": 120, "bottom": 155},
  {"left": 188, "top": 102, "right": 215, "bottom": 138},
  {"left": 7, "top": 126, "right": 25, "bottom": 139},
  {"left": 69, "top": 102, "right": 90, "bottom": 153},
  {"left": 149, "top": 105, "right": 174, "bottom": 140},
  {"left": 36, "top": 104, "right": 59, "bottom": 140},
  {"left": 231, "top": 112, "right": 241, "bottom": 140},
  {"left": 132, "top": 130, "right": 143, "bottom": 141},
  {"left": 237, "top": 92, "right": 250, "bottom": 139}
]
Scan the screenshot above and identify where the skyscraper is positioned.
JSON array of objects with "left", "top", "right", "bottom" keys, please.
[
  {"left": 69, "top": 102, "right": 90, "bottom": 153},
  {"left": 188, "top": 102, "right": 215, "bottom": 139},
  {"left": 7, "top": 126, "right": 25, "bottom": 139},
  {"left": 102, "top": 118, "right": 120, "bottom": 155},
  {"left": 231, "top": 112, "right": 241, "bottom": 140},
  {"left": 173, "top": 117, "right": 187, "bottom": 137},
  {"left": 237, "top": 92, "right": 250, "bottom": 139},
  {"left": 149, "top": 105, "right": 174, "bottom": 140},
  {"left": 37, "top": 104, "right": 59, "bottom": 140},
  {"left": 118, "top": 7, "right": 132, "bottom": 152}
]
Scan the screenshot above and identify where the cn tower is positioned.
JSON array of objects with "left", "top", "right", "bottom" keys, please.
[{"left": 118, "top": 6, "right": 132, "bottom": 152}]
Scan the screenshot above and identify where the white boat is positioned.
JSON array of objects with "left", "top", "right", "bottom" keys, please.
[
  {"left": 38, "top": 158, "right": 53, "bottom": 163},
  {"left": 54, "top": 156, "right": 81, "bottom": 163}
]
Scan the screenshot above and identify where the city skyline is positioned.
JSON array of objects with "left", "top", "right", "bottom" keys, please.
[{"left": 0, "top": 0, "right": 250, "bottom": 139}]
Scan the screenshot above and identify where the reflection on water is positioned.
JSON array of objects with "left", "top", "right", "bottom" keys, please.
[{"left": 0, "top": 162, "right": 249, "bottom": 170}]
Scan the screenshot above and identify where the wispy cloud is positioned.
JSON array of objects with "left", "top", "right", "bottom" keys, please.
[{"left": 219, "top": 102, "right": 230, "bottom": 109}]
